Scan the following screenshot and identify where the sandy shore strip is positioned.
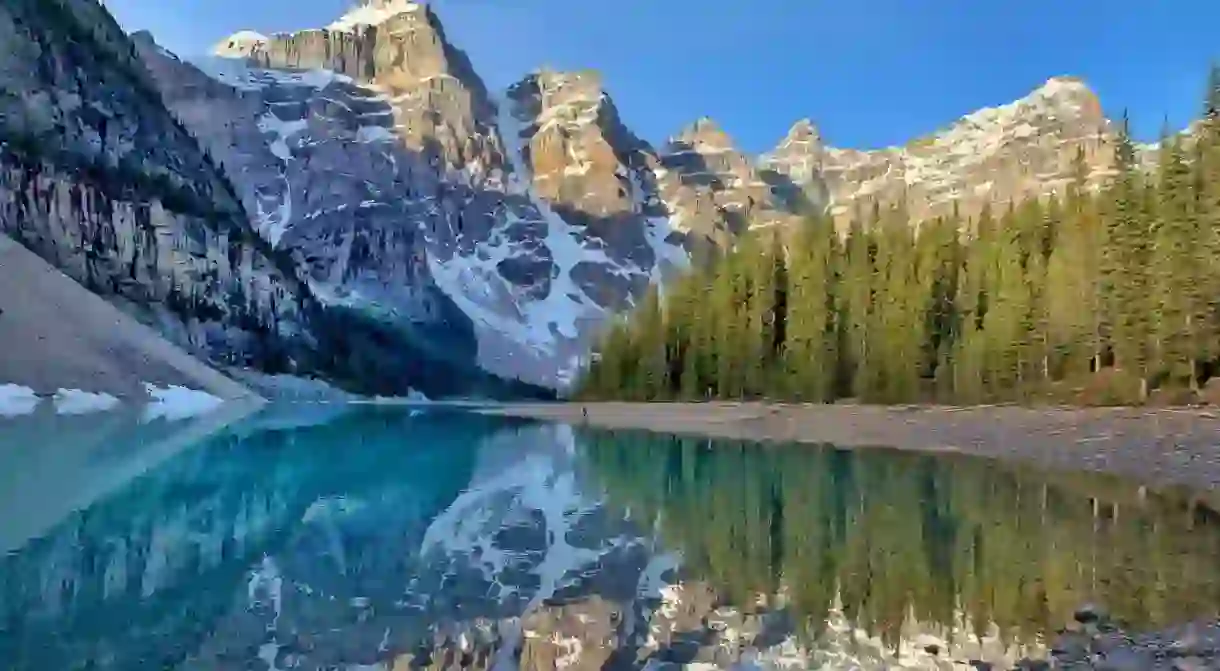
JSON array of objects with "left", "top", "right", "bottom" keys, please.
[{"left": 478, "top": 401, "right": 1220, "bottom": 493}]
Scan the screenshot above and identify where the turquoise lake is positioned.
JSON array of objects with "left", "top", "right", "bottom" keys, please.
[{"left": 2, "top": 404, "right": 1219, "bottom": 670}]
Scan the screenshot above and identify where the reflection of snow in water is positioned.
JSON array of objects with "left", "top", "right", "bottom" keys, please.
[
  {"left": 248, "top": 556, "right": 285, "bottom": 670},
  {"left": 417, "top": 423, "right": 609, "bottom": 670},
  {"left": 0, "top": 384, "right": 39, "bottom": 417}
]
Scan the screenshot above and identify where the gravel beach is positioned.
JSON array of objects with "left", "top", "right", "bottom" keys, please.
[{"left": 480, "top": 401, "right": 1220, "bottom": 494}]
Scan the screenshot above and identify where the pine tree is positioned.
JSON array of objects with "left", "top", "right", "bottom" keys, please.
[
  {"left": 915, "top": 215, "right": 959, "bottom": 383},
  {"left": 1198, "top": 64, "right": 1220, "bottom": 370},
  {"left": 1046, "top": 148, "right": 1103, "bottom": 380},
  {"left": 1153, "top": 135, "right": 1204, "bottom": 391},
  {"left": 742, "top": 231, "right": 782, "bottom": 396},
  {"left": 1103, "top": 112, "right": 1153, "bottom": 401},
  {"left": 634, "top": 283, "right": 668, "bottom": 399},
  {"left": 783, "top": 216, "right": 839, "bottom": 401},
  {"left": 874, "top": 205, "right": 922, "bottom": 402},
  {"left": 842, "top": 215, "right": 875, "bottom": 399},
  {"left": 981, "top": 205, "right": 1028, "bottom": 397}
]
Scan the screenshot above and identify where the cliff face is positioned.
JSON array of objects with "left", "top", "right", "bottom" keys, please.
[
  {"left": 51, "top": 0, "right": 1177, "bottom": 391},
  {"left": 659, "top": 117, "right": 801, "bottom": 243},
  {"left": 0, "top": 0, "right": 308, "bottom": 372},
  {"left": 0, "top": 0, "right": 555, "bottom": 399},
  {"left": 179, "top": 1, "right": 1159, "bottom": 390},
  {"left": 763, "top": 77, "right": 1119, "bottom": 227},
  {"left": 153, "top": 2, "right": 689, "bottom": 388}
]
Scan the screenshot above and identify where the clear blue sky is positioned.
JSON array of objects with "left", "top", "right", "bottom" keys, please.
[{"left": 105, "top": 0, "right": 1219, "bottom": 154}]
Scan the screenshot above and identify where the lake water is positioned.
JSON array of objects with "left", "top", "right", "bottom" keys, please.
[{"left": 2, "top": 404, "right": 1219, "bottom": 670}]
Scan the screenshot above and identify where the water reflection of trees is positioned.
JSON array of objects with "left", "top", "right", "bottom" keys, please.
[{"left": 578, "top": 429, "right": 1220, "bottom": 644}]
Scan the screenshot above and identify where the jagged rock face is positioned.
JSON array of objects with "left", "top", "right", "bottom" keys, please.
[
  {"left": 134, "top": 36, "right": 479, "bottom": 364},
  {"left": 757, "top": 118, "right": 831, "bottom": 214},
  {"left": 658, "top": 118, "right": 798, "bottom": 244},
  {"left": 766, "top": 77, "right": 1117, "bottom": 226},
  {"left": 504, "top": 71, "right": 688, "bottom": 300},
  {"left": 125, "top": 0, "right": 1154, "bottom": 390},
  {"left": 0, "top": 0, "right": 312, "bottom": 369},
  {"left": 173, "top": 1, "right": 690, "bottom": 388},
  {"left": 249, "top": 2, "right": 501, "bottom": 178},
  {"left": 1, "top": 0, "right": 554, "bottom": 399}
]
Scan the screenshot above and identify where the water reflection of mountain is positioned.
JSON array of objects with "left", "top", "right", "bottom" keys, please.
[
  {"left": 5, "top": 408, "right": 1220, "bottom": 670},
  {"left": 0, "top": 406, "right": 501, "bottom": 671},
  {"left": 578, "top": 429, "right": 1220, "bottom": 647}
]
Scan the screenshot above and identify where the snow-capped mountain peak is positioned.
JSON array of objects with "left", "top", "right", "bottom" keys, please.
[
  {"left": 327, "top": 0, "right": 423, "bottom": 32},
  {"left": 211, "top": 29, "right": 268, "bottom": 58},
  {"left": 135, "top": 0, "right": 1164, "bottom": 394}
]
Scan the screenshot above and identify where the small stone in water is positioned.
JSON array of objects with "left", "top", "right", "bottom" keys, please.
[{"left": 1074, "top": 603, "right": 1106, "bottom": 624}]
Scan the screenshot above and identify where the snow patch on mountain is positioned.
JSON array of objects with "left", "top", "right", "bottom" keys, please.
[
  {"left": 212, "top": 30, "right": 269, "bottom": 58},
  {"left": 327, "top": 0, "right": 422, "bottom": 32},
  {"left": 190, "top": 56, "right": 348, "bottom": 93},
  {"left": 645, "top": 217, "right": 689, "bottom": 287},
  {"left": 424, "top": 93, "right": 609, "bottom": 365}
]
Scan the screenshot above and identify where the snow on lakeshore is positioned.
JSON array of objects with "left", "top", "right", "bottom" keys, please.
[
  {"left": 367, "top": 388, "right": 431, "bottom": 404},
  {"left": 53, "top": 389, "right": 121, "bottom": 415},
  {"left": 0, "top": 384, "right": 39, "bottom": 417},
  {"left": 141, "top": 384, "right": 226, "bottom": 423}
]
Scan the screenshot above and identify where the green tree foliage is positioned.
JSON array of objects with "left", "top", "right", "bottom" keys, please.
[{"left": 575, "top": 70, "right": 1220, "bottom": 405}]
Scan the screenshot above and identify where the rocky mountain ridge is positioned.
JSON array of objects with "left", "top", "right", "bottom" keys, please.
[
  {"left": 6, "top": 0, "right": 1168, "bottom": 393},
  {"left": 146, "top": 0, "right": 698, "bottom": 388},
  {"left": 762, "top": 75, "right": 1121, "bottom": 227},
  {"left": 177, "top": 0, "right": 1162, "bottom": 388}
]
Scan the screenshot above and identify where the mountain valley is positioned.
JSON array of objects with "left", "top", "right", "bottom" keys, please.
[{"left": 0, "top": 0, "right": 1186, "bottom": 398}]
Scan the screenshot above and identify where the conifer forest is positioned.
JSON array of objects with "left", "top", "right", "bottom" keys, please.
[{"left": 575, "top": 71, "right": 1220, "bottom": 405}]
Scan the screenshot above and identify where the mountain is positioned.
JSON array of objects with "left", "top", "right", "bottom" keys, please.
[
  {"left": 134, "top": 4, "right": 694, "bottom": 388},
  {"left": 4, "top": 0, "right": 1181, "bottom": 393},
  {"left": 763, "top": 76, "right": 1119, "bottom": 227},
  {"left": 174, "top": 0, "right": 1166, "bottom": 389},
  {"left": 0, "top": 0, "right": 552, "bottom": 400}
]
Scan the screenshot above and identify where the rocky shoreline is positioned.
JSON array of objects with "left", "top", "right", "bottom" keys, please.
[{"left": 479, "top": 401, "right": 1220, "bottom": 494}]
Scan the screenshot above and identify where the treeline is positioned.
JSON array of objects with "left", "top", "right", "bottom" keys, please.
[{"left": 576, "top": 71, "right": 1220, "bottom": 405}]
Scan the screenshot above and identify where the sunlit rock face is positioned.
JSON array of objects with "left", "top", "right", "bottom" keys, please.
[
  {"left": 763, "top": 77, "right": 1119, "bottom": 228},
  {"left": 146, "top": 1, "right": 689, "bottom": 390},
  {"left": 5, "top": 409, "right": 1220, "bottom": 670},
  {"left": 124, "top": 0, "right": 1168, "bottom": 391},
  {"left": 2, "top": 0, "right": 557, "bottom": 399}
]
